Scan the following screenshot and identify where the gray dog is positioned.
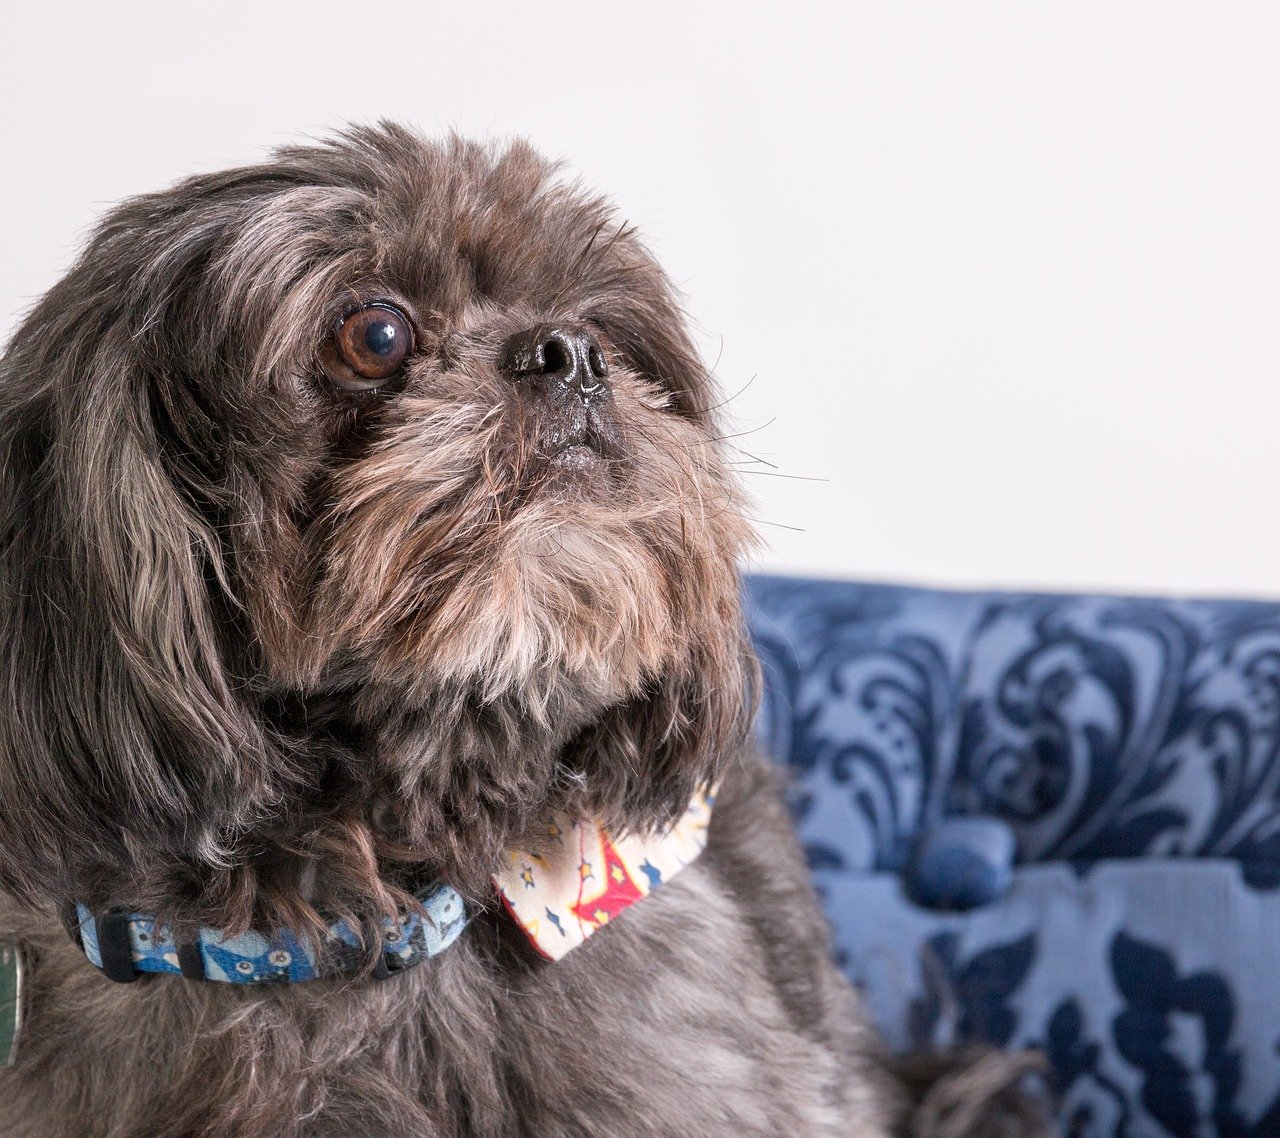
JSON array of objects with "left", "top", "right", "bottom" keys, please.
[{"left": 0, "top": 124, "right": 1049, "bottom": 1137}]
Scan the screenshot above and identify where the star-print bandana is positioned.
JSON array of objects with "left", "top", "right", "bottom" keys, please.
[{"left": 494, "top": 790, "right": 714, "bottom": 960}]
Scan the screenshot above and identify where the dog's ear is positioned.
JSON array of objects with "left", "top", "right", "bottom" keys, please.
[{"left": 0, "top": 256, "right": 275, "bottom": 911}]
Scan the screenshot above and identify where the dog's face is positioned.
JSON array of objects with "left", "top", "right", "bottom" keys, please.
[
  {"left": 248, "top": 136, "right": 744, "bottom": 712},
  {"left": 0, "top": 126, "right": 755, "bottom": 920}
]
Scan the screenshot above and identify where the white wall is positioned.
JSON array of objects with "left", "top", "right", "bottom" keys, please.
[{"left": 4, "top": 3, "right": 1279, "bottom": 597}]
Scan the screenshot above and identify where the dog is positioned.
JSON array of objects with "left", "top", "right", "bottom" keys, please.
[{"left": 0, "top": 124, "right": 1050, "bottom": 1136}]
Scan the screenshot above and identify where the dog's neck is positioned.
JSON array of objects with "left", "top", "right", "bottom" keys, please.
[
  {"left": 229, "top": 679, "right": 613, "bottom": 918},
  {"left": 53, "top": 646, "right": 702, "bottom": 959}
]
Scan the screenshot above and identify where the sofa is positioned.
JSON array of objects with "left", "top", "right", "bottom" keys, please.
[{"left": 746, "top": 574, "right": 1280, "bottom": 1138}]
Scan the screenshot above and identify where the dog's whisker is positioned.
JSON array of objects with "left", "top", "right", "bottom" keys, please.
[
  {"left": 697, "top": 372, "right": 759, "bottom": 415},
  {"left": 733, "top": 468, "right": 830, "bottom": 483},
  {"left": 709, "top": 417, "right": 778, "bottom": 444},
  {"left": 728, "top": 447, "right": 780, "bottom": 470}
]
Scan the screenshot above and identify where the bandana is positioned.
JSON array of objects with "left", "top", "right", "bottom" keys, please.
[
  {"left": 58, "top": 791, "right": 713, "bottom": 984},
  {"left": 493, "top": 790, "right": 714, "bottom": 960}
]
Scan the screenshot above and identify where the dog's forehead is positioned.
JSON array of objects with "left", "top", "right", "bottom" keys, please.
[{"left": 323, "top": 138, "right": 626, "bottom": 313}]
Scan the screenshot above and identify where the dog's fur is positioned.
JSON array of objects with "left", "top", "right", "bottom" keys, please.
[{"left": 0, "top": 125, "right": 1050, "bottom": 1136}]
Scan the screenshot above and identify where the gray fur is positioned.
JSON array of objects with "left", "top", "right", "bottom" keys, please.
[{"left": 0, "top": 124, "right": 1052, "bottom": 1136}]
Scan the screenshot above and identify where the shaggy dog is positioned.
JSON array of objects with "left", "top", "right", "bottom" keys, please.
[{"left": 0, "top": 125, "right": 1049, "bottom": 1137}]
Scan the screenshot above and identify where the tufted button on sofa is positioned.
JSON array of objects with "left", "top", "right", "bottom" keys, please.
[
  {"left": 745, "top": 574, "right": 1280, "bottom": 1138},
  {"left": 904, "top": 815, "right": 1017, "bottom": 911}
]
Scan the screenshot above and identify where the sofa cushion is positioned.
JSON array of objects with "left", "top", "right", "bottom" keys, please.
[
  {"left": 824, "top": 860, "right": 1280, "bottom": 1137},
  {"left": 744, "top": 574, "right": 1280, "bottom": 1136},
  {"left": 746, "top": 574, "right": 1280, "bottom": 881}
]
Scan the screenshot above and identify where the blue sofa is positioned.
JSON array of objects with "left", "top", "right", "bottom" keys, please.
[{"left": 746, "top": 575, "right": 1280, "bottom": 1138}]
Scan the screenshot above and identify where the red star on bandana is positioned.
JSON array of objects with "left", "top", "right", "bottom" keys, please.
[
  {"left": 570, "top": 831, "right": 644, "bottom": 928},
  {"left": 494, "top": 789, "right": 713, "bottom": 961}
]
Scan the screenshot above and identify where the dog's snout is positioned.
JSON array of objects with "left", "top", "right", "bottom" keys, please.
[{"left": 501, "top": 325, "right": 609, "bottom": 398}]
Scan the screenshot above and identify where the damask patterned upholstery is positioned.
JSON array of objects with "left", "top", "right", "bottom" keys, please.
[{"left": 745, "top": 574, "right": 1280, "bottom": 1138}]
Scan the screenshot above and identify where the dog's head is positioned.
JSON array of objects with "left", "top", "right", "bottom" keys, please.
[{"left": 0, "top": 125, "right": 756, "bottom": 923}]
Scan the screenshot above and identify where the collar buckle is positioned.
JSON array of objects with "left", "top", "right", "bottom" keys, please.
[{"left": 0, "top": 941, "right": 27, "bottom": 1066}]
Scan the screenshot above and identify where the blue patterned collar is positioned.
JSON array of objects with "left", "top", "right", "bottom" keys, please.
[
  {"left": 67, "top": 792, "right": 714, "bottom": 984},
  {"left": 70, "top": 882, "right": 468, "bottom": 985}
]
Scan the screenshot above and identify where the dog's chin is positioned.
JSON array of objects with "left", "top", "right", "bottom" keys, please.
[
  {"left": 402, "top": 508, "right": 685, "bottom": 712},
  {"left": 536, "top": 448, "right": 621, "bottom": 508},
  {"left": 295, "top": 482, "right": 697, "bottom": 722},
  {"left": 536, "top": 404, "right": 625, "bottom": 491},
  {"left": 548, "top": 442, "right": 608, "bottom": 475}
]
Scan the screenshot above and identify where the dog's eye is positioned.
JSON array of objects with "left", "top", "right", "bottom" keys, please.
[{"left": 320, "top": 303, "right": 412, "bottom": 391}]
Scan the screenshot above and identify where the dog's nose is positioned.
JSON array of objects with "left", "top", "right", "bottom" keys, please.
[{"left": 501, "top": 325, "right": 609, "bottom": 399}]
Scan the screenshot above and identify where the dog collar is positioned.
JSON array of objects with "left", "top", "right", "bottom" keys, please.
[
  {"left": 0, "top": 942, "right": 24, "bottom": 1066},
  {"left": 70, "top": 882, "right": 467, "bottom": 984},
  {"left": 66, "top": 791, "right": 713, "bottom": 984}
]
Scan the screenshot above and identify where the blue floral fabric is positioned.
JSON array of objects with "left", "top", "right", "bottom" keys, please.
[{"left": 745, "top": 575, "right": 1280, "bottom": 1138}]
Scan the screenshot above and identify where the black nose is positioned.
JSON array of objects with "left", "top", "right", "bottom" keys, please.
[{"left": 501, "top": 325, "right": 609, "bottom": 398}]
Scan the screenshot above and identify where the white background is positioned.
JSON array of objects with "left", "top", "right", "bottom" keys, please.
[{"left": 3, "top": 3, "right": 1279, "bottom": 597}]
